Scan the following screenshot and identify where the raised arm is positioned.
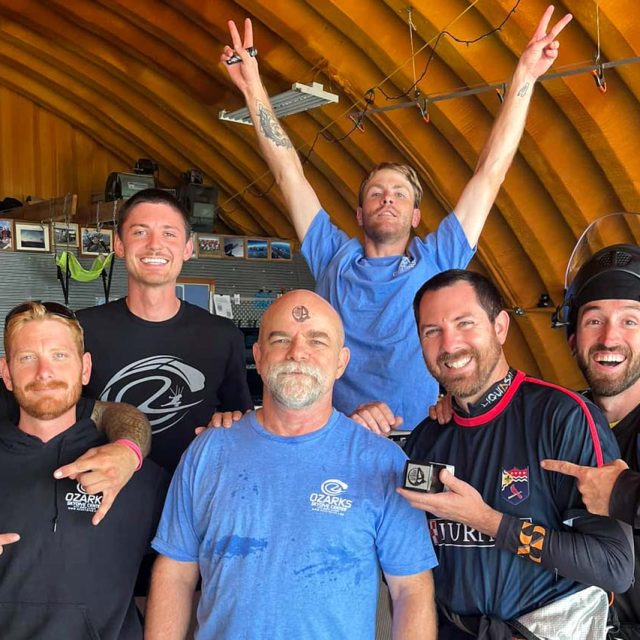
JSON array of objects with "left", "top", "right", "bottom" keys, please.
[
  {"left": 221, "top": 19, "right": 321, "bottom": 241},
  {"left": 454, "top": 5, "right": 572, "bottom": 247}
]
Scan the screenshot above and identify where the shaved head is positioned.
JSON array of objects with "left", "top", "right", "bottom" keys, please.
[
  {"left": 254, "top": 289, "right": 349, "bottom": 413},
  {"left": 260, "top": 290, "right": 345, "bottom": 347}
]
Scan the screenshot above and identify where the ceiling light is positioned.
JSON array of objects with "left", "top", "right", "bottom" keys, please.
[{"left": 219, "top": 82, "right": 339, "bottom": 126}]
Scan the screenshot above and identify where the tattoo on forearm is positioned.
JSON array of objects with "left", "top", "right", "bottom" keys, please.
[
  {"left": 517, "top": 82, "right": 530, "bottom": 98},
  {"left": 92, "top": 401, "right": 152, "bottom": 456},
  {"left": 257, "top": 101, "right": 293, "bottom": 149}
]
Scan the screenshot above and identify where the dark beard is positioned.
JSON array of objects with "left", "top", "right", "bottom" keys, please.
[
  {"left": 577, "top": 345, "right": 640, "bottom": 398},
  {"left": 429, "top": 340, "right": 502, "bottom": 400}
]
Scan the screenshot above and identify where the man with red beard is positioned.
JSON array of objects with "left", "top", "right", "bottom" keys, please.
[
  {"left": 542, "top": 243, "right": 640, "bottom": 637},
  {"left": 0, "top": 301, "right": 167, "bottom": 640},
  {"left": 146, "top": 290, "right": 438, "bottom": 640},
  {"left": 399, "top": 269, "right": 632, "bottom": 639}
]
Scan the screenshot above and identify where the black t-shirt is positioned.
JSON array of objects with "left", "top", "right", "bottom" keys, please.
[
  {"left": 609, "top": 403, "right": 640, "bottom": 627},
  {"left": 77, "top": 298, "right": 253, "bottom": 473}
]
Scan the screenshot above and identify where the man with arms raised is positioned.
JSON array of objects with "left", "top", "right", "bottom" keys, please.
[
  {"left": 0, "top": 301, "right": 167, "bottom": 639},
  {"left": 222, "top": 6, "right": 572, "bottom": 434},
  {"left": 400, "top": 269, "right": 632, "bottom": 638},
  {"left": 146, "top": 290, "right": 437, "bottom": 639},
  {"left": 75, "top": 188, "right": 252, "bottom": 474},
  {"left": 542, "top": 243, "right": 640, "bottom": 637}
]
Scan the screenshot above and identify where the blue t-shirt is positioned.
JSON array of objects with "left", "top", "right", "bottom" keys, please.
[
  {"left": 302, "top": 209, "right": 474, "bottom": 429},
  {"left": 153, "top": 410, "right": 437, "bottom": 639}
]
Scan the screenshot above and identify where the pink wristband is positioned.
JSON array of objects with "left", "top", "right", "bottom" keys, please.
[{"left": 115, "top": 439, "right": 143, "bottom": 472}]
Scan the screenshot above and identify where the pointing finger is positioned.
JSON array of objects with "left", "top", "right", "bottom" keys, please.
[{"left": 540, "top": 459, "right": 583, "bottom": 478}]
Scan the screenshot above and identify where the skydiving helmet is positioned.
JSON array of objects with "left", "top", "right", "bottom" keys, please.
[{"left": 552, "top": 212, "right": 640, "bottom": 336}]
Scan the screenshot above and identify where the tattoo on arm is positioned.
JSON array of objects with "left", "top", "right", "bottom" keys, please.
[
  {"left": 91, "top": 401, "right": 152, "bottom": 456},
  {"left": 516, "top": 82, "right": 530, "bottom": 98},
  {"left": 257, "top": 101, "right": 293, "bottom": 149}
]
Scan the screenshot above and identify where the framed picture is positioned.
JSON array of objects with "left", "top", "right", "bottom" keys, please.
[
  {"left": 176, "top": 277, "right": 216, "bottom": 313},
  {"left": 224, "top": 236, "right": 245, "bottom": 258},
  {"left": 52, "top": 222, "right": 79, "bottom": 248},
  {"left": 270, "top": 239, "right": 292, "bottom": 261},
  {"left": 0, "top": 218, "right": 13, "bottom": 251},
  {"left": 15, "top": 222, "right": 50, "bottom": 252},
  {"left": 197, "top": 233, "right": 222, "bottom": 259},
  {"left": 80, "top": 227, "right": 113, "bottom": 256},
  {"left": 246, "top": 238, "right": 269, "bottom": 260}
]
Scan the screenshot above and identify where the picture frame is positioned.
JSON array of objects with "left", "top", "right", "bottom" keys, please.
[
  {"left": 246, "top": 238, "right": 269, "bottom": 260},
  {"left": 270, "top": 239, "right": 292, "bottom": 261},
  {"left": 52, "top": 222, "right": 79, "bottom": 248},
  {"left": 80, "top": 227, "right": 113, "bottom": 256},
  {"left": 197, "top": 233, "right": 223, "bottom": 259},
  {"left": 15, "top": 222, "right": 50, "bottom": 252},
  {"left": 0, "top": 218, "right": 14, "bottom": 251},
  {"left": 176, "top": 277, "right": 216, "bottom": 313},
  {"left": 223, "top": 236, "right": 245, "bottom": 259}
]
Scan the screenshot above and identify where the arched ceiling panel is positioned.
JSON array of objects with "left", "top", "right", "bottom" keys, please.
[{"left": 0, "top": 0, "right": 638, "bottom": 387}]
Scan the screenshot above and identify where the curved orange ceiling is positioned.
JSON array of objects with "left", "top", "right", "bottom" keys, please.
[{"left": 0, "top": 0, "right": 639, "bottom": 388}]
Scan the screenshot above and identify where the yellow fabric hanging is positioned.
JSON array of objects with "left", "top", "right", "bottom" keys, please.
[{"left": 56, "top": 250, "right": 114, "bottom": 282}]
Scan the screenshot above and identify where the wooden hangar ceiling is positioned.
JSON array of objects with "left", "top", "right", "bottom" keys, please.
[{"left": 0, "top": 0, "right": 639, "bottom": 388}]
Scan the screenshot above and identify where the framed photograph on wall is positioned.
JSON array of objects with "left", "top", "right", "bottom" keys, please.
[
  {"left": 223, "top": 236, "right": 245, "bottom": 258},
  {"left": 197, "top": 233, "right": 222, "bottom": 259},
  {"left": 53, "top": 222, "right": 79, "bottom": 248},
  {"left": 176, "top": 277, "right": 216, "bottom": 313},
  {"left": 246, "top": 238, "right": 269, "bottom": 260},
  {"left": 80, "top": 227, "right": 113, "bottom": 256},
  {"left": 0, "top": 218, "right": 14, "bottom": 251},
  {"left": 270, "top": 239, "right": 292, "bottom": 261},
  {"left": 15, "top": 222, "right": 50, "bottom": 252}
]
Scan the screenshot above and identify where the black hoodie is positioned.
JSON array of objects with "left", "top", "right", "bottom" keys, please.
[{"left": 0, "top": 417, "right": 168, "bottom": 639}]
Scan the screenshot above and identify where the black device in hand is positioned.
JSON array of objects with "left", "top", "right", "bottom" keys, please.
[{"left": 403, "top": 461, "right": 454, "bottom": 493}]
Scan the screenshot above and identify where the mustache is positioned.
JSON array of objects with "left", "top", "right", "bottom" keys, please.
[
  {"left": 588, "top": 344, "right": 630, "bottom": 358},
  {"left": 373, "top": 205, "right": 397, "bottom": 216},
  {"left": 271, "top": 362, "right": 323, "bottom": 381},
  {"left": 437, "top": 349, "right": 477, "bottom": 367},
  {"left": 25, "top": 380, "right": 68, "bottom": 392}
]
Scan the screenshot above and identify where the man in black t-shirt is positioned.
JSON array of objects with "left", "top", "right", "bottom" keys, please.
[
  {"left": 401, "top": 269, "right": 632, "bottom": 638},
  {"left": 543, "top": 244, "right": 640, "bottom": 637},
  {"left": 76, "top": 189, "right": 252, "bottom": 474}
]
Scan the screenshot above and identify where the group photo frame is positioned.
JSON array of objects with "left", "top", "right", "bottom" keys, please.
[
  {"left": 197, "top": 233, "right": 223, "bottom": 259},
  {"left": 0, "top": 218, "right": 13, "bottom": 251}
]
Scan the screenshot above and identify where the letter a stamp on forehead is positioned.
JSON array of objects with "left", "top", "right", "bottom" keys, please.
[{"left": 292, "top": 305, "right": 310, "bottom": 322}]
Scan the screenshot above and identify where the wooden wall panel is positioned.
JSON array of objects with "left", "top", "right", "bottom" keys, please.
[{"left": 0, "top": 85, "right": 128, "bottom": 208}]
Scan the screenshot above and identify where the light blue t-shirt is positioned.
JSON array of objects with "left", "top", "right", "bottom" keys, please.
[
  {"left": 153, "top": 410, "right": 436, "bottom": 640},
  {"left": 302, "top": 210, "right": 475, "bottom": 429}
]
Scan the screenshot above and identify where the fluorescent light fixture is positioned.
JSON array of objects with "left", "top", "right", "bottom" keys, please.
[{"left": 219, "top": 82, "right": 339, "bottom": 125}]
